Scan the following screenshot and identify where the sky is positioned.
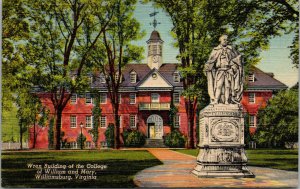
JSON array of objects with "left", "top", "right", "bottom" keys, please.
[{"left": 133, "top": 2, "right": 298, "bottom": 87}]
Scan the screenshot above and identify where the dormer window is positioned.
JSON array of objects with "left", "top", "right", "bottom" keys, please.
[
  {"left": 100, "top": 74, "right": 106, "bottom": 83},
  {"left": 173, "top": 71, "right": 180, "bottom": 83},
  {"left": 248, "top": 73, "right": 255, "bottom": 82},
  {"left": 130, "top": 71, "right": 137, "bottom": 83}
]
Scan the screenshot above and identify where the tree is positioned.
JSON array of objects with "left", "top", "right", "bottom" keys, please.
[
  {"left": 254, "top": 89, "right": 298, "bottom": 148},
  {"left": 146, "top": 0, "right": 298, "bottom": 148},
  {"left": 89, "top": 94, "right": 102, "bottom": 149},
  {"left": 2, "top": 0, "right": 30, "bottom": 111},
  {"left": 15, "top": 89, "right": 47, "bottom": 149},
  {"left": 90, "top": 0, "right": 144, "bottom": 149},
  {"left": 19, "top": 0, "right": 118, "bottom": 150}
]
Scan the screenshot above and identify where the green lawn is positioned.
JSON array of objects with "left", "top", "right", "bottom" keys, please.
[
  {"left": 1, "top": 150, "right": 162, "bottom": 188},
  {"left": 173, "top": 148, "right": 298, "bottom": 171}
]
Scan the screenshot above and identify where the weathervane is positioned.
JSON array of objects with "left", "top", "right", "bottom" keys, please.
[{"left": 149, "top": 7, "right": 160, "bottom": 30}]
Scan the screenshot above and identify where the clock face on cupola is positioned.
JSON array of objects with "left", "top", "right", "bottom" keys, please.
[{"left": 147, "top": 10, "right": 164, "bottom": 70}]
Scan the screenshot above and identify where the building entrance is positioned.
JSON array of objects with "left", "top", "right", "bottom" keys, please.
[{"left": 147, "top": 114, "right": 163, "bottom": 139}]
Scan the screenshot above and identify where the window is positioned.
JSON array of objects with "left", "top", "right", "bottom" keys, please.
[
  {"left": 70, "top": 141, "right": 77, "bottom": 149},
  {"left": 118, "top": 94, "right": 122, "bottom": 104},
  {"left": 173, "top": 72, "right": 180, "bottom": 83},
  {"left": 114, "top": 72, "right": 121, "bottom": 83},
  {"left": 173, "top": 92, "right": 180, "bottom": 104},
  {"left": 249, "top": 115, "right": 256, "bottom": 127},
  {"left": 85, "top": 141, "right": 91, "bottom": 149},
  {"left": 174, "top": 114, "right": 180, "bottom": 128},
  {"left": 70, "top": 94, "right": 77, "bottom": 104},
  {"left": 70, "top": 116, "right": 77, "bottom": 128},
  {"left": 249, "top": 93, "right": 255, "bottom": 103},
  {"left": 100, "top": 93, "right": 107, "bottom": 104},
  {"left": 86, "top": 116, "right": 93, "bottom": 128},
  {"left": 152, "top": 45, "right": 158, "bottom": 54},
  {"left": 129, "top": 93, "right": 136, "bottom": 104},
  {"left": 130, "top": 71, "right": 137, "bottom": 83},
  {"left": 130, "top": 115, "right": 136, "bottom": 128},
  {"left": 100, "top": 116, "right": 106, "bottom": 128},
  {"left": 85, "top": 93, "right": 92, "bottom": 104},
  {"left": 151, "top": 93, "right": 159, "bottom": 103},
  {"left": 100, "top": 74, "right": 106, "bottom": 83},
  {"left": 248, "top": 73, "right": 255, "bottom": 82}
]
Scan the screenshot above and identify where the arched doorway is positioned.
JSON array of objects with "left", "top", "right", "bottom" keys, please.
[{"left": 147, "top": 114, "right": 163, "bottom": 139}]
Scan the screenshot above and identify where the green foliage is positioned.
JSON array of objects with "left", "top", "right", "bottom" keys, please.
[
  {"left": 123, "top": 130, "right": 146, "bottom": 147},
  {"left": 169, "top": 103, "right": 178, "bottom": 131},
  {"left": 89, "top": 95, "right": 102, "bottom": 148},
  {"left": 253, "top": 89, "right": 298, "bottom": 148},
  {"left": 104, "top": 124, "right": 115, "bottom": 148},
  {"left": 76, "top": 133, "right": 87, "bottom": 149},
  {"left": 164, "top": 130, "right": 186, "bottom": 148}
]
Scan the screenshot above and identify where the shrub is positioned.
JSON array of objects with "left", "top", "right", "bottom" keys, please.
[
  {"left": 164, "top": 130, "right": 185, "bottom": 148},
  {"left": 123, "top": 130, "right": 146, "bottom": 147},
  {"left": 76, "top": 133, "right": 87, "bottom": 149},
  {"left": 104, "top": 123, "right": 115, "bottom": 148}
]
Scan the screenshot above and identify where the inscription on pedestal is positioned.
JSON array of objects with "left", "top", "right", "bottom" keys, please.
[{"left": 211, "top": 119, "right": 239, "bottom": 142}]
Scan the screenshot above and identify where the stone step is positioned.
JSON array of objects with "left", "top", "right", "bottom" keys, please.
[{"left": 144, "top": 139, "right": 167, "bottom": 148}]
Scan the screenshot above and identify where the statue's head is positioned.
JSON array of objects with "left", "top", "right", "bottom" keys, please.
[{"left": 219, "top": 35, "right": 228, "bottom": 46}]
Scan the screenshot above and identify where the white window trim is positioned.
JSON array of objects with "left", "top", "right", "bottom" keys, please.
[
  {"left": 248, "top": 73, "right": 255, "bottom": 82},
  {"left": 70, "top": 115, "right": 77, "bottom": 128},
  {"left": 174, "top": 114, "right": 180, "bottom": 128},
  {"left": 130, "top": 93, "right": 136, "bottom": 104},
  {"left": 100, "top": 93, "right": 107, "bottom": 104},
  {"left": 173, "top": 92, "right": 180, "bottom": 104},
  {"left": 100, "top": 116, "right": 107, "bottom": 128},
  {"left": 85, "top": 93, "right": 92, "bottom": 104},
  {"left": 85, "top": 115, "right": 93, "bottom": 128},
  {"left": 130, "top": 115, "right": 136, "bottom": 128},
  {"left": 151, "top": 93, "right": 160, "bottom": 103},
  {"left": 70, "top": 94, "right": 77, "bottom": 104},
  {"left": 249, "top": 115, "right": 256, "bottom": 127},
  {"left": 249, "top": 93, "right": 255, "bottom": 104},
  {"left": 100, "top": 74, "right": 106, "bottom": 83},
  {"left": 173, "top": 72, "right": 180, "bottom": 83},
  {"left": 130, "top": 72, "right": 137, "bottom": 83}
]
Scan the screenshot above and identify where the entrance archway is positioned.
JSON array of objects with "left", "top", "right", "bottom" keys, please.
[{"left": 147, "top": 114, "right": 163, "bottom": 139}]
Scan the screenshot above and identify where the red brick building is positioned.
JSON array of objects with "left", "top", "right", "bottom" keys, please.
[
  {"left": 242, "top": 67, "right": 287, "bottom": 134},
  {"left": 30, "top": 30, "right": 287, "bottom": 149}
]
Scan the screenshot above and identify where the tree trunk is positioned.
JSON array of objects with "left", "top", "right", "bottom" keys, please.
[
  {"left": 19, "top": 120, "right": 23, "bottom": 150},
  {"left": 113, "top": 104, "right": 120, "bottom": 149},
  {"left": 186, "top": 100, "right": 195, "bottom": 149},
  {"left": 54, "top": 109, "right": 63, "bottom": 150}
]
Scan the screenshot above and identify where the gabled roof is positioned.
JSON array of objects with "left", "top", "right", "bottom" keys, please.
[
  {"left": 246, "top": 67, "right": 288, "bottom": 91},
  {"left": 137, "top": 68, "right": 173, "bottom": 89}
]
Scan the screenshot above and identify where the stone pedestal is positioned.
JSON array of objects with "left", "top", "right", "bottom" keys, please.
[{"left": 192, "top": 104, "right": 255, "bottom": 178}]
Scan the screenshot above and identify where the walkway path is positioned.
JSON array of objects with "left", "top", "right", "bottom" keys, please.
[{"left": 134, "top": 148, "right": 298, "bottom": 188}]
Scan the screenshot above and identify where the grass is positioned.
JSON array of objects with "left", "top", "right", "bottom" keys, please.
[
  {"left": 1, "top": 150, "right": 162, "bottom": 188},
  {"left": 173, "top": 148, "right": 298, "bottom": 171}
]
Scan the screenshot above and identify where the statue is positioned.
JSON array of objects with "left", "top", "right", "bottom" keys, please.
[{"left": 205, "top": 35, "right": 243, "bottom": 104}]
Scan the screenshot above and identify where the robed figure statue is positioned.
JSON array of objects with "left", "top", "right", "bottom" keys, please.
[{"left": 205, "top": 35, "right": 244, "bottom": 104}]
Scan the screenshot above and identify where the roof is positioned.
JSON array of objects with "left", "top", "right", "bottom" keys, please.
[
  {"left": 92, "top": 63, "right": 182, "bottom": 89},
  {"left": 246, "top": 67, "right": 288, "bottom": 91},
  {"left": 147, "top": 30, "right": 164, "bottom": 43}
]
